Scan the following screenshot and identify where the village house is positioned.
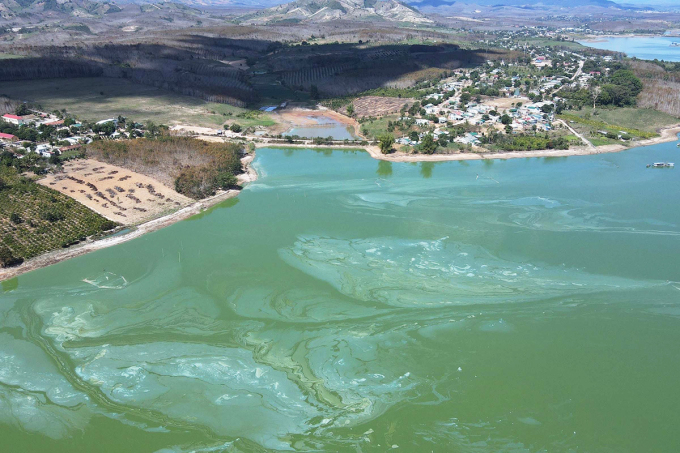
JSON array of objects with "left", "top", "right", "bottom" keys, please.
[
  {"left": 35, "top": 143, "right": 55, "bottom": 157},
  {"left": 448, "top": 111, "right": 464, "bottom": 122},
  {"left": 0, "top": 132, "right": 18, "bottom": 142},
  {"left": 42, "top": 119, "right": 65, "bottom": 127},
  {"left": 423, "top": 104, "right": 438, "bottom": 115},
  {"left": 454, "top": 133, "right": 481, "bottom": 146},
  {"left": 58, "top": 144, "right": 82, "bottom": 153},
  {"left": 2, "top": 114, "right": 35, "bottom": 125}
]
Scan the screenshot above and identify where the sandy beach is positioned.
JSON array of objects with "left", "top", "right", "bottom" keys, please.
[{"left": 0, "top": 154, "right": 257, "bottom": 282}]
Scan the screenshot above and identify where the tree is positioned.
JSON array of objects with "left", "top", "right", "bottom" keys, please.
[
  {"left": 419, "top": 134, "right": 437, "bottom": 154},
  {"left": 378, "top": 134, "right": 395, "bottom": 154},
  {"left": 460, "top": 93, "right": 472, "bottom": 105},
  {"left": 610, "top": 69, "right": 643, "bottom": 96},
  {"left": 0, "top": 246, "right": 22, "bottom": 268},
  {"left": 14, "top": 103, "right": 30, "bottom": 116},
  {"left": 409, "top": 131, "right": 419, "bottom": 142},
  {"left": 346, "top": 103, "right": 355, "bottom": 117},
  {"left": 501, "top": 114, "right": 512, "bottom": 125},
  {"left": 590, "top": 86, "right": 602, "bottom": 108},
  {"left": 93, "top": 121, "right": 116, "bottom": 136},
  {"left": 229, "top": 123, "right": 242, "bottom": 133}
]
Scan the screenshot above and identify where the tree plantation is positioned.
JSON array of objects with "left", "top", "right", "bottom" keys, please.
[{"left": 0, "top": 166, "right": 117, "bottom": 268}]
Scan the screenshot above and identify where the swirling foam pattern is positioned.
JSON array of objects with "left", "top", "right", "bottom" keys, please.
[{"left": 279, "top": 235, "right": 646, "bottom": 307}]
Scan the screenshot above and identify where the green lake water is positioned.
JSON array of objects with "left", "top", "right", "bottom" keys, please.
[{"left": 1, "top": 142, "right": 680, "bottom": 452}]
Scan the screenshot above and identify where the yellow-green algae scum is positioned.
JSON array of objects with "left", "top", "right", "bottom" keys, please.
[{"left": 1, "top": 142, "right": 680, "bottom": 452}]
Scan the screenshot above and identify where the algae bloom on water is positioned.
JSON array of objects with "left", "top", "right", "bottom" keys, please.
[{"left": 1, "top": 144, "right": 680, "bottom": 452}]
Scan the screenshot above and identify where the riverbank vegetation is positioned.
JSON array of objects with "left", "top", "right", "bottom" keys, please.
[
  {"left": 0, "top": 162, "right": 117, "bottom": 268},
  {"left": 85, "top": 137, "right": 244, "bottom": 199},
  {"left": 483, "top": 131, "right": 571, "bottom": 151}
]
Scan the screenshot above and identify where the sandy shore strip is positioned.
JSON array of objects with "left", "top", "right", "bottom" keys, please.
[{"left": 0, "top": 154, "right": 258, "bottom": 282}]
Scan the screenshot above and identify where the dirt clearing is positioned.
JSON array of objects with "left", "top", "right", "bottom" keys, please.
[
  {"left": 352, "top": 96, "right": 414, "bottom": 118},
  {"left": 39, "top": 159, "right": 193, "bottom": 225}
]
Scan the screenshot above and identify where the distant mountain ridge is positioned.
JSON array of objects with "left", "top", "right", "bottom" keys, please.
[
  {"left": 407, "top": 0, "right": 642, "bottom": 10},
  {"left": 0, "top": 0, "right": 122, "bottom": 19},
  {"left": 238, "top": 0, "right": 433, "bottom": 24}
]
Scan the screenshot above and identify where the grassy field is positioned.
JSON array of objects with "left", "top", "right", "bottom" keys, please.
[
  {"left": 0, "top": 172, "right": 117, "bottom": 266},
  {"left": 0, "top": 78, "right": 274, "bottom": 128},
  {"left": 559, "top": 108, "right": 679, "bottom": 147},
  {"left": 590, "top": 137, "right": 623, "bottom": 147},
  {"left": 0, "top": 53, "right": 25, "bottom": 60},
  {"left": 358, "top": 115, "right": 401, "bottom": 140},
  {"left": 566, "top": 107, "right": 679, "bottom": 133}
]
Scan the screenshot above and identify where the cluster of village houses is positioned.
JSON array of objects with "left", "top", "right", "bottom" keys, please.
[
  {"left": 392, "top": 42, "right": 616, "bottom": 149},
  {"left": 0, "top": 112, "right": 126, "bottom": 158},
  {"left": 394, "top": 68, "right": 563, "bottom": 147}
]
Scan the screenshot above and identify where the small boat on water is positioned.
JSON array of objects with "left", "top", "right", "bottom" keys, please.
[
  {"left": 648, "top": 162, "right": 675, "bottom": 168},
  {"left": 671, "top": 42, "right": 680, "bottom": 47}
]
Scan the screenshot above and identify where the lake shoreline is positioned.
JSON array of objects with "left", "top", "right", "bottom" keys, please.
[
  {"left": 578, "top": 34, "right": 663, "bottom": 43},
  {"left": 0, "top": 154, "right": 258, "bottom": 282},
  {"left": 256, "top": 124, "right": 680, "bottom": 163},
  {"left": 3, "top": 124, "right": 678, "bottom": 282},
  {"left": 368, "top": 124, "right": 680, "bottom": 162}
]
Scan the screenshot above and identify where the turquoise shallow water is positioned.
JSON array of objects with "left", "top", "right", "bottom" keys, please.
[
  {"left": 1, "top": 141, "right": 680, "bottom": 452},
  {"left": 579, "top": 36, "right": 680, "bottom": 61},
  {"left": 283, "top": 117, "right": 357, "bottom": 140}
]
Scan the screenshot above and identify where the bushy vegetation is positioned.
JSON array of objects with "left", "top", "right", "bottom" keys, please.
[
  {"left": 559, "top": 68, "right": 643, "bottom": 108},
  {"left": 0, "top": 166, "right": 117, "bottom": 267},
  {"left": 86, "top": 136, "right": 243, "bottom": 199},
  {"left": 378, "top": 134, "right": 394, "bottom": 154},
  {"left": 484, "top": 132, "right": 571, "bottom": 152}
]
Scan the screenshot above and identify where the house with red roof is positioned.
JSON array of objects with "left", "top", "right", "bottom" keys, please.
[
  {"left": 0, "top": 132, "right": 18, "bottom": 141},
  {"left": 2, "top": 114, "right": 34, "bottom": 125}
]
